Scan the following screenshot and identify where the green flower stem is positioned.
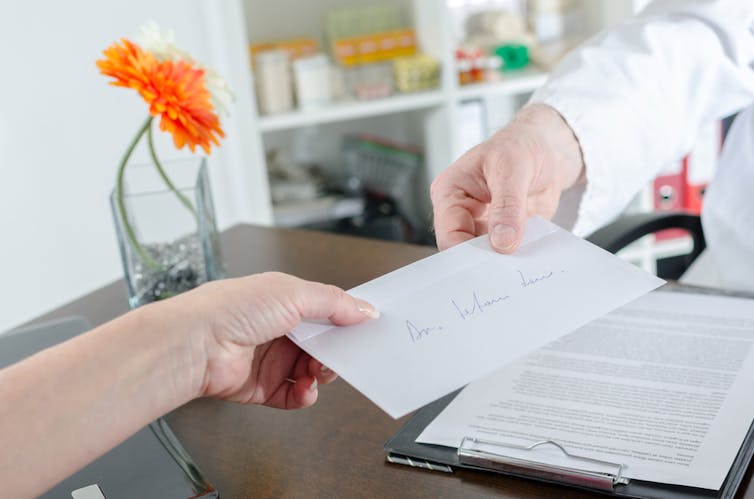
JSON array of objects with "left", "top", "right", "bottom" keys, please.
[
  {"left": 147, "top": 124, "right": 198, "bottom": 224},
  {"left": 116, "top": 116, "right": 161, "bottom": 270}
]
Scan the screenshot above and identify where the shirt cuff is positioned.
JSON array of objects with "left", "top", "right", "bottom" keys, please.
[{"left": 529, "top": 87, "right": 637, "bottom": 237}]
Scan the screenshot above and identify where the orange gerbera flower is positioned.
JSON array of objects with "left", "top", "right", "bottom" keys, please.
[{"left": 97, "top": 38, "right": 224, "bottom": 153}]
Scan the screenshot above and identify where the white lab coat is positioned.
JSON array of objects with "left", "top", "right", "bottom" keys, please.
[{"left": 530, "top": 0, "right": 754, "bottom": 291}]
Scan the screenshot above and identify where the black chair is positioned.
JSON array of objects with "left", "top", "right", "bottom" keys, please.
[{"left": 586, "top": 211, "right": 705, "bottom": 280}]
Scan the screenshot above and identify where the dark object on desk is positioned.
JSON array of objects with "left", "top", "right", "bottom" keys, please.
[
  {"left": 1, "top": 317, "right": 217, "bottom": 499},
  {"left": 586, "top": 212, "right": 705, "bottom": 280}
]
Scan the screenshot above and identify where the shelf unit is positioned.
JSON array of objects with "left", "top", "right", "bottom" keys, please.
[
  {"left": 257, "top": 90, "right": 446, "bottom": 133},
  {"left": 236, "top": 0, "right": 674, "bottom": 272},
  {"left": 256, "top": 67, "right": 549, "bottom": 134}
]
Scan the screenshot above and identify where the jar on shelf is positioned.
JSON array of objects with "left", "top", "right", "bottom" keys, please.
[
  {"left": 292, "top": 53, "right": 332, "bottom": 110},
  {"left": 255, "top": 49, "right": 294, "bottom": 115},
  {"left": 456, "top": 47, "right": 485, "bottom": 85},
  {"left": 457, "top": 58, "right": 473, "bottom": 86},
  {"left": 470, "top": 55, "right": 485, "bottom": 83},
  {"left": 484, "top": 55, "right": 503, "bottom": 82},
  {"left": 346, "top": 63, "right": 393, "bottom": 100}
]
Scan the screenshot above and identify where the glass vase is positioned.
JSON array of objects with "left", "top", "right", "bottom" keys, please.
[{"left": 110, "top": 157, "right": 225, "bottom": 309}]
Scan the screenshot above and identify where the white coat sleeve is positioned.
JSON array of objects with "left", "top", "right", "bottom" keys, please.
[{"left": 530, "top": 0, "right": 754, "bottom": 236}]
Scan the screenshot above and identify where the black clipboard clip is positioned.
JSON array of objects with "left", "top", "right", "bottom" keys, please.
[{"left": 458, "top": 437, "right": 630, "bottom": 492}]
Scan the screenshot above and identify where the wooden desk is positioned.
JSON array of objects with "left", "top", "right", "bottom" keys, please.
[{"left": 32, "top": 225, "right": 754, "bottom": 498}]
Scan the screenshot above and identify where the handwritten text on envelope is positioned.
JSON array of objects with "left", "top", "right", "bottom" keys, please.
[{"left": 290, "top": 217, "right": 664, "bottom": 418}]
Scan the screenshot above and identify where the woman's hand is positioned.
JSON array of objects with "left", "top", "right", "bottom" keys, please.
[
  {"left": 431, "top": 103, "right": 585, "bottom": 253},
  {"left": 173, "top": 272, "right": 378, "bottom": 410},
  {"left": 0, "top": 271, "right": 378, "bottom": 497}
]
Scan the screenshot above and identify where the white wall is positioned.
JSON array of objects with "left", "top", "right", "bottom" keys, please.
[{"left": 0, "top": 0, "right": 271, "bottom": 333}]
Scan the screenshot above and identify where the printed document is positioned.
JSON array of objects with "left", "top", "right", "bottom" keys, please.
[
  {"left": 290, "top": 217, "right": 663, "bottom": 418},
  {"left": 417, "top": 291, "right": 754, "bottom": 490}
]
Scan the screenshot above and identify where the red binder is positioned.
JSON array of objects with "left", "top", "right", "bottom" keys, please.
[
  {"left": 653, "top": 159, "right": 686, "bottom": 241},
  {"left": 652, "top": 121, "right": 722, "bottom": 241}
]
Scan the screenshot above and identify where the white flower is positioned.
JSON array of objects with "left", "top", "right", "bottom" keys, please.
[
  {"left": 201, "top": 69, "right": 235, "bottom": 118},
  {"left": 136, "top": 21, "right": 235, "bottom": 117}
]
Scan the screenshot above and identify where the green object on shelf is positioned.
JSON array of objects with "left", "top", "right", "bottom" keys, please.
[{"left": 494, "top": 44, "right": 529, "bottom": 70}]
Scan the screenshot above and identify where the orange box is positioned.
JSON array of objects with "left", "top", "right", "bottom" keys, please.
[{"left": 332, "top": 29, "right": 416, "bottom": 66}]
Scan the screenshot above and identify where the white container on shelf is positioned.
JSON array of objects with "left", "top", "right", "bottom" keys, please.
[
  {"left": 255, "top": 49, "right": 294, "bottom": 115},
  {"left": 292, "top": 53, "right": 332, "bottom": 110},
  {"left": 528, "top": 0, "right": 583, "bottom": 43}
]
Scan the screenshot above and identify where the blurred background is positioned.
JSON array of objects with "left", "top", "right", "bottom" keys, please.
[{"left": 2, "top": 0, "right": 721, "bottom": 332}]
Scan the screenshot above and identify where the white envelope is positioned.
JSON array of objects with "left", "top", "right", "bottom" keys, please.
[{"left": 290, "top": 217, "right": 664, "bottom": 418}]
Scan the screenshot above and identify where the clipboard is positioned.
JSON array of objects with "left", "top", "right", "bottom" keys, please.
[
  {"left": 2, "top": 316, "right": 218, "bottom": 499},
  {"left": 384, "top": 284, "right": 754, "bottom": 499}
]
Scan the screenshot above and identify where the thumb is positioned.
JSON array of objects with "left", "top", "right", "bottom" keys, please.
[
  {"left": 486, "top": 167, "right": 529, "bottom": 253},
  {"left": 293, "top": 279, "right": 380, "bottom": 326}
]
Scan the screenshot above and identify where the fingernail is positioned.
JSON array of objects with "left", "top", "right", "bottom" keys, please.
[
  {"left": 310, "top": 378, "right": 318, "bottom": 392},
  {"left": 355, "top": 298, "right": 380, "bottom": 319},
  {"left": 491, "top": 224, "right": 517, "bottom": 250},
  {"left": 320, "top": 365, "right": 331, "bottom": 374}
]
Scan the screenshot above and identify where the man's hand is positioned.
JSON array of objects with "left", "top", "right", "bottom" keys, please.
[{"left": 431, "top": 103, "right": 585, "bottom": 253}]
